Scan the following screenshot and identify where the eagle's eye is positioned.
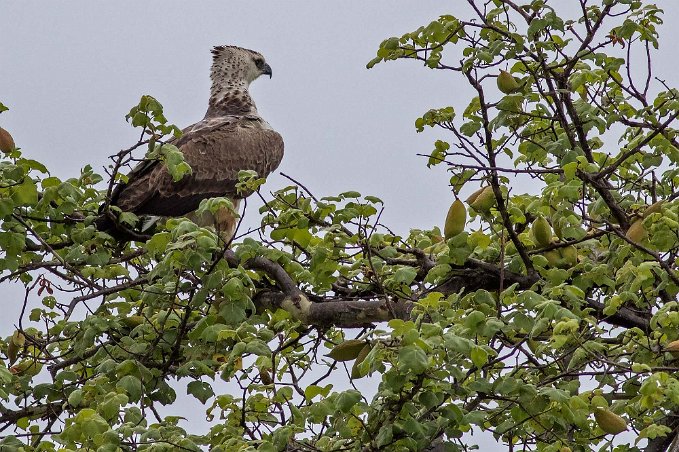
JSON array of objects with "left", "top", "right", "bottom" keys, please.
[{"left": 254, "top": 57, "right": 265, "bottom": 68}]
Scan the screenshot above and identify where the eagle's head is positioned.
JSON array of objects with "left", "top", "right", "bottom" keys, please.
[{"left": 210, "top": 45, "right": 272, "bottom": 86}]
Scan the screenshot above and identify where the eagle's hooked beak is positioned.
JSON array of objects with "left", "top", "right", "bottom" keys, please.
[{"left": 261, "top": 63, "right": 272, "bottom": 78}]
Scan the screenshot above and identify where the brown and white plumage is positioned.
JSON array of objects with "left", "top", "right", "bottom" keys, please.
[{"left": 100, "top": 46, "right": 284, "bottom": 240}]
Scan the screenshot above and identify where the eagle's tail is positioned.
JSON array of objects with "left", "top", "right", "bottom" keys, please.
[
  {"left": 93, "top": 214, "right": 115, "bottom": 233},
  {"left": 94, "top": 213, "right": 155, "bottom": 242}
]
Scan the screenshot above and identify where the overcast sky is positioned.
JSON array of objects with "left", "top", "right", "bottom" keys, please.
[
  {"left": 2, "top": 2, "right": 679, "bottom": 233},
  {"left": 0, "top": 1, "right": 461, "bottom": 237},
  {"left": 2, "top": 1, "right": 679, "bottom": 449}
]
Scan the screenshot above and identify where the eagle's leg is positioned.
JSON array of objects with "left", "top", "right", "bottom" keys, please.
[
  {"left": 214, "top": 198, "right": 241, "bottom": 244},
  {"left": 186, "top": 198, "right": 241, "bottom": 245}
]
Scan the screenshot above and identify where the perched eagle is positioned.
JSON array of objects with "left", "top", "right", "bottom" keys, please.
[{"left": 97, "top": 45, "right": 284, "bottom": 241}]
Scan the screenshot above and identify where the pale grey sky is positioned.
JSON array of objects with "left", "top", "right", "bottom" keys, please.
[
  {"left": 3, "top": 2, "right": 678, "bottom": 233},
  {"left": 1, "top": 1, "right": 459, "bottom": 236},
  {"left": 2, "top": 1, "right": 679, "bottom": 449}
]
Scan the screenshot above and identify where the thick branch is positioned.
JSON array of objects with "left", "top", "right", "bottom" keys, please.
[
  {"left": 244, "top": 251, "right": 647, "bottom": 331},
  {"left": 585, "top": 297, "right": 650, "bottom": 331},
  {"left": 0, "top": 402, "right": 63, "bottom": 426},
  {"left": 254, "top": 290, "right": 413, "bottom": 328}
]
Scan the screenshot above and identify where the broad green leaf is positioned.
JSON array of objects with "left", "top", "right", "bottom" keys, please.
[
  {"left": 399, "top": 345, "right": 428, "bottom": 375},
  {"left": 187, "top": 381, "right": 214, "bottom": 404}
]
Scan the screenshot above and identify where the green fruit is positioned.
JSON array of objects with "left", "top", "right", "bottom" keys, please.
[
  {"left": 497, "top": 70, "right": 521, "bottom": 94},
  {"left": 560, "top": 246, "right": 578, "bottom": 267},
  {"left": 7, "top": 341, "right": 18, "bottom": 366},
  {"left": 259, "top": 368, "right": 273, "bottom": 385},
  {"left": 468, "top": 186, "right": 496, "bottom": 212},
  {"left": 465, "top": 186, "right": 487, "bottom": 205},
  {"left": 543, "top": 246, "right": 578, "bottom": 269},
  {"left": 444, "top": 199, "right": 466, "bottom": 239},
  {"left": 543, "top": 250, "right": 562, "bottom": 267},
  {"left": 625, "top": 220, "right": 646, "bottom": 242},
  {"left": 552, "top": 217, "right": 565, "bottom": 240},
  {"left": 532, "top": 216, "right": 552, "bottom": 247},
  {"left": 327, "top": 340, "right": 368, "bottom": 362},
  {"left": 590, "top": 395, "right": 608, "bottom": 409},
  {"left": 351, "top": 344, "right": 372, "bottom": 379},
  {"left": 0, "top": 127, "right": 15, "bottom": 153},
  {"left": 122, "top": 315, "right": 145, "bottom": 328},
  {"left": 7, "top": 331, "right": 25, "bottom": 366},
  {"left": 594, "top": 407, "right": 628, "bottom": 435},
  {"left": 643, "top": 200, "right": 664, "bottom": 218}
]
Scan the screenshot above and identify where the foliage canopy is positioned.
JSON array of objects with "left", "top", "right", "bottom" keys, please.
[{"left": 2, "top": 1, "right": 679, "bottom": 451}]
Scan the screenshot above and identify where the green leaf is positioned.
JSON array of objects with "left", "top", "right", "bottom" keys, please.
[
  {"left": 460, "top": 121, "right": 481, "bottom": 136},
  {"left": 340, "top": 190, "right": 361, "bottom": 199},
  {"left": 351, "top": 344, "right": 372, "bottom": 379},
  {"left": 304, "top": 384, "right": 332, "bottom": 401},
  {"left": 82, "top": 413, "right": 109, "bottom": 438},
  {"left": 470, "top": 346, "right": 488, "bottom": 368},
  {"left": 393, "top": 267, "right": 418, "bottom": 285},
  {"left": 399, "top": 345, "right": 428, "bottom": 375},
  {"left": 0, "top": 198, "right": 13, "bottom": 218},
  {"left": 463, "top": 310, "right": 486, "bottom": 331},
  {"left": 11, "top": 178, "right": 38, "bottom": 205},
  {"left": 336, "top": 390, "right": 362, "bottom": 413},
  {"left": 16, "top": 417, "right": 29, "bottom": 431},
  {"left": 327, "top": 340, "right": 368, "bottom": 361},
  {"left": 99, "top": 393, "right": 128, "bottom": 420},
  {"left": 116, "top": 375, "right": 142, "bottom": 401},
  {"left": 187, "top": 381, "right": 214, "bottom": 404},
  {"left": 146, "top": 232, "right": 171, "bottom": 255},
  {"left": 245, "top": 340, "right": 271, "bottom": 356},
  {"left": 375, "top": 424, "right": 394, "bottom": 448}
]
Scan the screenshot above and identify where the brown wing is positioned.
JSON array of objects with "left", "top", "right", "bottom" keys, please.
[{"left": 112, "top": 117, "right": 284, "bottom": 217}]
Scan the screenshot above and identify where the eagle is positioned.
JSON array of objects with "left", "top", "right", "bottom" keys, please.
[{"left": 97, "top": 45, "right": 284, "bottom": 242}]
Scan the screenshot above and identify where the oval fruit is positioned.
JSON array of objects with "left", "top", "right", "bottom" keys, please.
[
  {"left": 665, "top": 340, "right": 679, "bottom": 353},
  {"left": 594, "top": 407, "right": 628, "bottom": 435},
  {"left": 465, "top": 186, "right": 487, "bottom": 205},
  {"left": 0, "top": 127, "right": 15, "bottom": 153},
  {"left": 559, "top": 246, "right": 578, "bottom": 268},
  {"left": 259, "top": 368, "right": 273, "bottom": 385},
  {"left": 497, "top": 70, "right": 521, "bottom": 94},
  {"left": 444, "top": 199, "right": 467, "bottom": 239},
  {"left": 532, "top": 216, "right": 552, "bottom": 247},
  {"left": 625, "top": 220, "right": 646, "bottom": 242},
  {"left": 469, "top": 186, "right": 496, "bottom": 212},
  {"left": 7, "top": 331, "right": 25, "bottom": 366},
  {"left": 122, "top": 315, "right": 145, "bottom": 328},
  {"left": 543, "top": 250, "right": 562, "bottom": 267},
  {"left": 643, "top": 200, "right": 664, "bottom": 218}
]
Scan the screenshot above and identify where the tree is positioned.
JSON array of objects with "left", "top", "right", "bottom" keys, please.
[{"left": 0, "top": 0, "right": 678, "bottom": 450}]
